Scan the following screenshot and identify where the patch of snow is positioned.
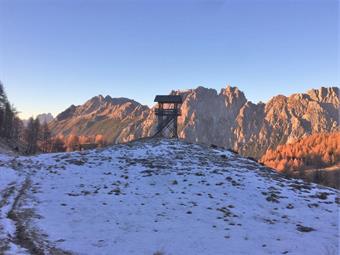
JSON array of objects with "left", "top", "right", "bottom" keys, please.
[
  {"left": 0, "top": 155, "right": 29, "bottom": 254},
  {"left": 0, "top": 139, "right": 339, "bottom": 255}
]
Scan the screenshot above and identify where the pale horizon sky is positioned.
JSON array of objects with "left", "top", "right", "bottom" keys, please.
[{"left": 0, "top": 0, "right": 339, "bottom": 119}]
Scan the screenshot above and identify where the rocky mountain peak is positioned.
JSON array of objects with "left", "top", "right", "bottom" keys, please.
[
  {"left": 36, "top": 113, "right": 54, "bottom": 124},
  {"left": 88, "top": 94, "right": 105, "bottom": 103},
  {"left": 265, "top": 95, "right": 287, "bottom": 112},
  {"left": 188, "top": 86, "right": 218, "bottom": 99},
  {"left": 307, "top": 87, "right": 339, "bottom": 105},
  {"left": 104, "top": 95, "right": 113, "bottom": 101},
  {"left": 221, "top": 84, "right": 240, "bottom": 94},
  {"left": 220, "top": 85, "right": 247, "bottom": 107},
  {"left": 56, "top": 104, "right": 77, "bottom": 121}
]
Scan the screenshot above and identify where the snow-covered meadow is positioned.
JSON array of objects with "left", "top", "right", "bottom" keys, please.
[{"left": 0, "top": 139, "right": 339, "bottom": 254}]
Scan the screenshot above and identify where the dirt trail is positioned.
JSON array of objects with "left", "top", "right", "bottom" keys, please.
[
  {"left": 0, "top": 174, "right": 72, "bottom": 255},
  {"left": 0, "top": 178, "right": 28, "bottom": 254}
]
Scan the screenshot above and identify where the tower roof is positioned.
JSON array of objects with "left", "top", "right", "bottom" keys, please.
[{"left": 154, "top": 95, "right": 183, "bottom": 103}]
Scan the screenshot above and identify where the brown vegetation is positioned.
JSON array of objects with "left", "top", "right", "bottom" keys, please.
[
  {"left": 261, "top": 132, "right": 340, "bottom": 188},
  {"left": 49, "top": 134, "right": 107, "bottom": 153}
]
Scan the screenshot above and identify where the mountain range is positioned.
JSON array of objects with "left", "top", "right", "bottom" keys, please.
[
  {"left": 49, "top": 86, "right": 339, "bottom": 159},
  {"left": 22, "top": 113, "right": 54, "bottom": 127}
]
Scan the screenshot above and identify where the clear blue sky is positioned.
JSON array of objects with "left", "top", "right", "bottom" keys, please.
[{"left": 0, "top": 0, "right": 338, "bottom": 119}]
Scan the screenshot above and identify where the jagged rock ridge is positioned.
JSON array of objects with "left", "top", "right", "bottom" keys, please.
[{"left": 49, "top": 86, "right": 339, "bottom": 158}]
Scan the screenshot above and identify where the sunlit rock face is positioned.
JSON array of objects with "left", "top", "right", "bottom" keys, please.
[
  {"left": 175, "top": 86, "right": 247, "bottom": 147},
  {"left": 49, "top": 95, "right": 151, "bottom": 143},
  {"left": 50, "top": 86, "right": 339, "bottom": 158},
  {"left": 161, "top": 86, "right": 338, "bottom": 158}
]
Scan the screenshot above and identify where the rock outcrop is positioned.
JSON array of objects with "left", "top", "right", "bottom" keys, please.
[{"left": 36, "top": 113, "right": 54, "bottom": 124}]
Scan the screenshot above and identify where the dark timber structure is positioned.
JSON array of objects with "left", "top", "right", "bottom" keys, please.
[{"left": 154, "top": 95, "right": 182, "bottom": 138}]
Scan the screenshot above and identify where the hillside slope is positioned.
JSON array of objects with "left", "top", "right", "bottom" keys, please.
[
  {"left": 0, "top": 139, "right": 338, "bottom": 254},
  {"left": 49, "top": 86, "right": 339, "bottom": 158}
]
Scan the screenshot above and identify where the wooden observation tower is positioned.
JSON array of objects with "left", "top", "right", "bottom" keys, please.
[{"left": 154, "top": 95, "right": 183, "bottom": 138}]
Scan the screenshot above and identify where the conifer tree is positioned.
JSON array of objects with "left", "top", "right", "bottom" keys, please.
[
  {"left": 41, "top": 122, "right": 52, "bottom": 152},
  {"left": 24, "top": 117, "right": 41, "bottom": 154}
]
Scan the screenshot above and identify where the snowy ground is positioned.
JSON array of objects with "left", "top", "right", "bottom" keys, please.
[{"left": 0, "top": 139, "right": 339, "bottom": 255}]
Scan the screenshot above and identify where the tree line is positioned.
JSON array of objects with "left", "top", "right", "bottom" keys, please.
[
  {"left": 0, "top": 82, "right": 24, "bottom": 146},
  {"left": 260, "top": 132, "right": 339, "bottom": 172},
  {"left": 0, "top": 81, "right": 52, "bottom": 154},
  {"left": 0, "top": 81, "right": 106, "bottom": 154},
  {"left": 0, "top": 82, "right": 22, "bottom": 142},
  {"left": 47, "top": 134, "right": 107, "bottom": 152},
  {"left": 23, "top": 122, "right": 106, "bottom": 153},
  {"left": 260, "top": 132, "right": 340, "bottom": 188}
]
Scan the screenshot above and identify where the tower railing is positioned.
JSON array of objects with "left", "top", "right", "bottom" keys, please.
[{"left": 154, "top": 108, "right": 181, "bottom": 116}]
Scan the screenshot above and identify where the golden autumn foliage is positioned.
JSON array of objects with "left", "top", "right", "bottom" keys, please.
[
  {"left": 50, "top": 134, "right": 107, "bottom": 152},
  {"left": 95, "top": 134, "right": 105, "bottom": 147},
  {"left": 66, "top": 134, "right": 80, "bottom": 152},
  {"left": 260, "top": 132, "right": 340, "bottom": 172}
]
